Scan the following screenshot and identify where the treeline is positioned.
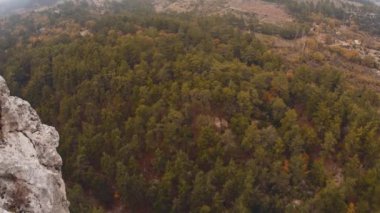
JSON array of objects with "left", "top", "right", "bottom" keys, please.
[
  {"left": 1, "top": 6, "right": 380, "bottom": 213},
  {"left": 266, "top": 0, "right": 380, "bottom": 36},
  {"left": 264, "top": 0, "right": 347, "bottom": 20},
  {"left": 355, "top": 3, "right": 380, "bottom": 35}
]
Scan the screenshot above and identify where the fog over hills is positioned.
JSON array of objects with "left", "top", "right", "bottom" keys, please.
[
  {"left": 1, "top": 0, "right": 379, "bottom": 16},
  {"left": 0, "top": 0, "right": 114, "bottom": 15},
  {"left": 0, "top": 0, "right": 61, "bottom": 15}
]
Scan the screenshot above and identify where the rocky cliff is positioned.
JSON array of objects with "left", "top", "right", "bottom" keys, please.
[{"left": 0, "top": 76, "right": 69, "bottom": 213}]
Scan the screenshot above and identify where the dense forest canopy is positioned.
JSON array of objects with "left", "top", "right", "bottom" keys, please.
[{"left": 0, "top": 1, "right": 380, "bottom": 212}]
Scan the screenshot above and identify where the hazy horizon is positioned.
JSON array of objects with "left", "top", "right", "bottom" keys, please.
[{"left": 0, "top": 0, "right": 29, "bottom": 5}]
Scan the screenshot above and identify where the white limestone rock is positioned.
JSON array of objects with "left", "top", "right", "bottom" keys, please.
[{"left": 0, "top": 76, "right": 69, "bottom": 213}]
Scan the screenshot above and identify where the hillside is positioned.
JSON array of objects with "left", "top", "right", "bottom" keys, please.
[
  {"left": 1, "top": 0, "right": 380, "bottom": 212},
  {"left": 153, "top": 0, "right": 293, "bottom": 24}
]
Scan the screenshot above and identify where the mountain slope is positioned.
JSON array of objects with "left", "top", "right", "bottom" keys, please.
[
  {"left": 1, "top": 1, "right": 380, "bottom": 212},
  {"left": 1, "top": 5, "right": 380, "bottom": 212},
  {"left": 153, "top": 0, "right": 294, "bottom": 24}
]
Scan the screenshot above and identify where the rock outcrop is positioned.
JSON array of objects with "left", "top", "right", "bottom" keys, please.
[{"left": 0, "top": 76, "right": 69, "bottom": 213}]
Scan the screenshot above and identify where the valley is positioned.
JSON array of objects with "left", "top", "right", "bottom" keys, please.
[{"left": 1, "top": 0, "right": 380, "bottom": 212}]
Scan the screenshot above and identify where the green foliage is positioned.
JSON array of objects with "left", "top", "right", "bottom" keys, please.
[
  {"left": 258, "top": 22, "right": 310, "bottom": 40},
  {"left": 1, "top": 6, "right": 380, "bottom": 213},
  {"left": 266, "top": 0, "right": 347, "bottom": 20}
]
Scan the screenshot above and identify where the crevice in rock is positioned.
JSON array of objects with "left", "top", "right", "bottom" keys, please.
[{"left": 0, "top": 95, "right": 4, "bottom": 144}]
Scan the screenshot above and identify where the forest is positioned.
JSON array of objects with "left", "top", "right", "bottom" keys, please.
[
  {"left": 0, "top": 1, "right": 380, "bottom": 212},
  {"left": 266, "top": 0, "right": 380, "bottom": 36}
]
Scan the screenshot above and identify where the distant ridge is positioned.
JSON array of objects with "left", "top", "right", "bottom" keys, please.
[{"left": 0, "top": 0, "right": 116, "bottom": 16}]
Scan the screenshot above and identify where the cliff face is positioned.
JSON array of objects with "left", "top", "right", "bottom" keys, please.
[{"left": 0, "top": 76, "right": 69, "bottom": 213}]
